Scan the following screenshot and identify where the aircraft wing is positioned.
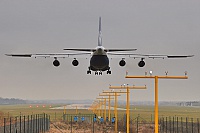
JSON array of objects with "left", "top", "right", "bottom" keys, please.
[
  {"left": 5, "top": 53, "right": 91, "bottom": 58},
  {"left": 108, "top": 53, "right": 194, "bottom": 59}
]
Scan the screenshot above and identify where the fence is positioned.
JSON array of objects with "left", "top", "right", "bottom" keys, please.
[
  {"left": 117, "top": 114, "right": 154, "bottom": 133},
  {"left": 116, "top": 115, "right": 200, "bottom": 133},
  {"left": 61, "top": 114, "right": 115, "bottom": 132},
  {"left": 159, "top": 116, "right": 200, "bottom": 133},
  {"left": 61, "top": 114, "right": 154, "bottom": 132},
  {"left": 0, "top": 113, "right": 50, "bottom": 133},
  {"left": 61, "top": 114, "right": 200, "bottom": 133},
  {"left": 63, "top": 114, "right": 94, "bottom": 123}
]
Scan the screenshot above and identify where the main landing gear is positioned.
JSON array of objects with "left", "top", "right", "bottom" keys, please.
[
  {"left": 106, "top": 67, "right": 111, "bottom": 75},
  {"left": 87, "top": 70, "right": 92, "bottom": 74},
  {"left": 95, "top": 71, "right": 103, "bottom": 75},
  {"left": 87, "top": 71, "right": 103, "bottom": 75},
  {"left": 107, "top": 70, "right": 111, "bottom": 74},
  {"left": 86, "top": 67, "right": 111, "bottom": 75},
  {"left": 94, "top": 71, "right": 111, "bottom": 75},
  {"left": 87, "top": 67, "right": 92, "bottom": 74}
]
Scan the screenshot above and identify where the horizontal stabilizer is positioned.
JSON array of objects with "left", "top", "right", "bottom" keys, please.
[
  {"left": 63, "top": 49, "right": 95, "bottom": 52},
  {"left": 105, "top": 49, "right": 137, "bottom": 52},
  {"left": 64, "top": 48, "right": 137, "bottom": 52}
]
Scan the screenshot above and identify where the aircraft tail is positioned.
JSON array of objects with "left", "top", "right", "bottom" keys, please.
[{"left": 98, "top": 17, "right": 102, "bottom": 46}]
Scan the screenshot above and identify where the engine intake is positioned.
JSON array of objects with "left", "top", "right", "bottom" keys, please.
[
  {"left": 119, "top": 59, "right": 126, "bottom": 67},
  {"left": 53, "top": 59, "right": 60, "bottom": 67},
  {"left": 138, "top": 60, "right": 145, "bottom": 67},
  {"left": 72, "top": 59, "right": 79, "bottom": 66}
]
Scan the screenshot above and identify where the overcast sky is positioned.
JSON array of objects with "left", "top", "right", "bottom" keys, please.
[{"left": 0, "top": 0, "right": 199, "bottom": 101}]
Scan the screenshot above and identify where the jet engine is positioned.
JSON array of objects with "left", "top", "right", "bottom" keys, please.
[
  {"left": 119, "top": 59, "right": 126, "bottom": 67},
  {"left": 72, "top": 59, "right": 79, "bottom": 66},
  {"left": 138, "top": 59, "right": 145, "bottom": 67},
  {"left": 53, "top": 59, "right": 60, "bottom": 67}
]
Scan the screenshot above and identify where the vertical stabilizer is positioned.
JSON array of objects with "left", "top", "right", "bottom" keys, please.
[{"left": 98, "top": 17, "right": 102, "bottom": 46}]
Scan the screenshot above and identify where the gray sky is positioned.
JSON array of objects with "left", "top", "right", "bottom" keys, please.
[{"left": 0, "top": 0, "right": 199, "bottom": 101}]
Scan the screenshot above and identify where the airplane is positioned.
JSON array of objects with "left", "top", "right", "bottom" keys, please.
[{"left": 6, "top": 17, "right": 193, "bottom": 75}]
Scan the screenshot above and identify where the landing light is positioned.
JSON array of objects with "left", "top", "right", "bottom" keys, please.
[{"left": 149, "top": 71, "right": 153, "bottom": 76}]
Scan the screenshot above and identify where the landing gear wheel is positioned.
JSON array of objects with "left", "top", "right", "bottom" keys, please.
[
  {"left": 107, "top": 70, "right": 111, "bottom": 74},
  {"left": 95, "top": 71, "right": 98, "bottom": 75},
  {"left": 87, "top": 70, "right": 91, "bottom": 74},
  {"left": 87, "top": 67, "right": 92, "bottom": 74},
  {"left": 99, "top": 71, "right": 102, "bottom": 75}
]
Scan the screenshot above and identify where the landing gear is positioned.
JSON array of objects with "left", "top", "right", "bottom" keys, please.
[
  {"left": 87, "top": 67, "right": 92, "bottom": 74},
  {"left": 107, "top": 67, "right": 111, "bottom": 75},
  {"left": 87, "top": 66, "right": 111, "bottom": 75},
  {"left": 87, "top": 70, "right": 91, "bottom": 74},
  {"left": 107, "top": 70, "right": 111, "bottom": 74},
  {"left": 94, "top": 71, "right": 102, "bottom": 75}
]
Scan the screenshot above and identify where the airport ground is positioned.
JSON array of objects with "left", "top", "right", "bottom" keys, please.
[
  {"left": 1, "top": 104, "right": 200, "bottom": 132},
  {"left": 1, "top": 104, "right": 200, "bottom": 120}
]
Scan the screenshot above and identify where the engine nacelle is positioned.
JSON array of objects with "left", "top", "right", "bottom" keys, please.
[
  {"left": 53, "top": 59, "right": 60, "bottom": 67},
  {"left": 72, "top": 59, "right": 79, "bottom": 66},
  {"left": 119, "top": 59, "right": 126, "bottom": 67},
  {"left": 138, "top": 60, "right": 145, "bottom": 67}
]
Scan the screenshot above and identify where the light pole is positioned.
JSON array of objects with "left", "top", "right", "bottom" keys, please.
[
  {"left": 97, "top": 97, "right": 114, "bottom": 120},
  {"left": 103, "top": 89, "right": 141, "bottom": 133},
  {"left": 91, "top": 100, "right": 102, "bottom": 117},
  {"left": 97, "top": 100, "right": 103, "bottom": 117},
  {"left": 99, "top": 93, "right": 119, "bottom": 121},
  {"left": 103, "top": 90, "right": 121, "bottom": 133},
  {"left": 126, "top": 72, "right": 188, "bottom": 133},
  {"left": 76, "top": 106, "right": 78, "bottom": 115},
  {"left": 109, "top": 85, "right": 146, "bottom": 133},
  {"left": 89, "top": 101, "right": 99, "bottom": 114},
  {"left": 63, "top": 105, "right": 67, "bottom": 114},
  {"left": 90, "top": 100, "right": 101, "bottom": 115}
]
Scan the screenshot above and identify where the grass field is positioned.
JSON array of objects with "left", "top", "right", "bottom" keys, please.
[
  {"left": 1, "top": 104, "right": 200, "bottom": 132},
  {"left": 0, "top": 104, "right": 200, "bottom": 122}
]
